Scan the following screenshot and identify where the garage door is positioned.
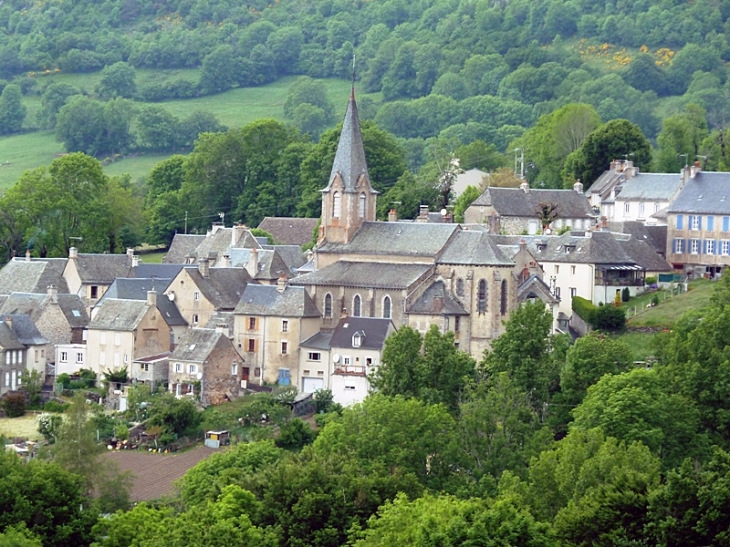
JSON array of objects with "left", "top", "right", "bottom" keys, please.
[{"left": 302, "top": 377, "right": 324, "bottom": 393}]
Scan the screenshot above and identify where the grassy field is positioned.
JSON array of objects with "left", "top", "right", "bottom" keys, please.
[
  {"left": 626, "top": 279, "right": 715, "bottom": 328},
  {"left": 0, "top": 74, "right": 355, "bottom": 189},
  {"left": 0, "top": 414, "right": 43, "bottom": 441}
]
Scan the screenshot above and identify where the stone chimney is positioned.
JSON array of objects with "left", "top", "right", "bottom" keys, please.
[
  {"left": 126, "top": 248, "right": 135, "bottom": 258},
  {"left": 25, "top": 249, "right": 31, "bottom": 261},
  {"left": 232, "top": 224, "right": 246, "bottom": 247},
  {"left": 47, "top": 285, "right": 58, "bottom": 304},
  {"left": 388, "top": 209, "right": 398, "bottom": 222},
  {"left": 69, "top": 247, "right": 78, "bottom": 259},
  {"left": 277, "top": 273, "right": 288, "bottom": 293},
  {"left": 415, "top": 204, "right": 430, "bottom": 222},
  {"left": 519, "top": 238, "right": 527, "bottom": 252},
  {"left": 488, "top": 212, "right": 501, "bottom": 234},
  {"left": 520, "top": 180, "right": 530, "bottom": 193},
  {"left": 147, "top": 290, "right": 157, "bottom": 307},
  {"left": 691, "top": 161, "right": 701, "bottom": 179},
  {"left": 222, "top": 254, "right": 232, "bottom": 268},
  {"left": 573, "top": 180, "right": 584, "bottom": 193},
  {"left": 198, "top": 258, "right": 210, "bottom": 278},
  {"left": 601, "top": 216, "right": 608, "bottom": 229},
  {"left": 246, "top": 248, "right": 258, "bottom": 278},
  {"left": 132, "top": 255, "right": 140, "bottom": 268}
]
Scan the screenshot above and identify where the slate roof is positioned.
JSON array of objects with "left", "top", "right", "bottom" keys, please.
[
  {"left": 87, "top": 299, "right": 150, "bottom": 331},
  {"left": 99, "top": 278, "right": 186, "bottom": 326},
  {"left": 265, "top": 246, "right": 308, "bottom": 274},
  {"left": 667, "top": 172, "right": 730, "bottom": 214},
  {"left": 324, "top": 91, "right": 375, "bottom": 194},
  {"left": 164, "top": 234, "right": 205, "bottom": 264},
  {"left": 471, "top": 187, "right": 594, "bottom": 218},
  {"left": 318, "top": 221, "right": 459, "bottom": 257},
  {"left": 236, "top": 249, "right": 295, "bottom": 281},
  {"left": 1, "top": 314, "right": 47, "bottom": 345},
  {"left": 292, "top": 261, "right": 433, "bottom": 290},
  {"left": 72, "top": 253, "right": 132, "bottom": 284},
  {"left": 607, "top": 221, "right": 667, "bottom": 257},
  {"left": 170, "top": 329, "right": 225, "bottom": 363},
  {"left": 258, "top": 217, "right": 320, "bottom": 246},
  {"left": 128, "top": 264, "right": 184, "bottom": 279},
  {"left": 0, "top": 292, "right": 89, "bottom": 328},
  {"left": 0, "top": 258, "right": 69, "bottom": 295},
  {"left": 234, "top": 284, "right": 320, "bottom": 317},
  {"left": 330, "top": 317, "right": 394, "bottom": 350},
  {"left": 587, "top": 167, "right": 626, "bottom": 197},
  {"left": 517, "top": 274, "right": 559, "bottom": 305},
  {"left": 615, "top": 173, "right": 682, "bottom": 201},
  {"left": 438, "top": 230, "right": 514, "bottom": 266},
  {"left": 407, "top": 281, "right": 468, "bottom": 315},
  {"left": 0, "top": 322, "right": 24, "bottom": 350},
  {"left": 617, "top": 235, "right": 672, "bottom": 272},
  {"left": 183, "top": 267, "right": 251, "bottom": 310},
  {"left": 300, "top": 331, "right": 333, "bottom": 350},
  {"left": 203, "top": 311, "right": 234, "bottom": 331}
]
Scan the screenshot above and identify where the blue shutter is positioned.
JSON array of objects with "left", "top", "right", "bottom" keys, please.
[
  {"left": 698, "top": 216, "right": 703, "bottom": 230},
  {"left": 677, "top": 215, "right": 684, "bottom": 229},
  {"left": 724, "top": 217, "right": 729, "bottom": 232},
  {"left": 708, "top": 216, "right": 715, "bottom": 232},
  {"left": 672, "top": 239, "right": 677, "bottom": 254}
]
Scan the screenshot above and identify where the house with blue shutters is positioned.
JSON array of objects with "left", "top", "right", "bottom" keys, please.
[{"left": 666, "top": 169, "right": 730, "bottom": 278}]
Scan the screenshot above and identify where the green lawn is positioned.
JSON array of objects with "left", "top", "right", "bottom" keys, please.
[
  {"left": 105, "top": 154, "right": 171, "bottom": 183},
  {"left": 627, "top": 279, "right": 715, "bottom": 328},
  {"left": 0, "top": 130, "right": 65, "bottom": 189}
]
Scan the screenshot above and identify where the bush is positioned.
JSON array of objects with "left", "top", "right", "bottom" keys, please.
[
  {"left": 2, "top": 393, "right": 26, "bottom": 417},
  {"left": 591, "top": 305, "right": 627, "bottom": 332},
  {"left": 43, "top": 400, "right": 69, "bottom": 413},
  {"left": 572, "top": 296, "right": 597, "bottom": 323},
  {"left": 275, "top": 418, "right": 316, "bottom": 450},
  {"left": 645, "top": 276, "right": 657, "bottom": 285},
  {"left": 621, "top": 287, "right": 631, "bottom": 302},
  {"left": 651, "top": 294, "right": 660, "bottom": 307}
]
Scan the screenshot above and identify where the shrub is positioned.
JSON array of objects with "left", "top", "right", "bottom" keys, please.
[
  {"left": 275, "top": 418, "right": 316, "bottom": 450},
  {"left": 2, "top": 393, "right": 26, "bottom": 417},
  {"left": 572, "top": 296, "right": 597, "bottom": 323},
  {"left": 621, "top": 287, "right": 631, "bottom": 302},
  {"left": 645, "top": 276, "right": 657, "bottom": 285},
  {"left": 43, "top": 400, "right": 69, "bottom": 413},
  {"left": 651, "top": 294, "right": 660, "bottom": 307},
  {"left": 591, "top": 305, "right": 627, "bottom": 332}
]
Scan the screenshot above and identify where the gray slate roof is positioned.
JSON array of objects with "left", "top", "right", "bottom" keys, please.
[
  {"left": 258, "top": 217, "right": 319, "bottom": 246},
  {"left": 667, "top": 172, "right": 730, "bottom": 214},
  {"left": 617, "top": 235, "right": 672, "bottom": 272},
  {"left": 99, "top": 278, "right": 186, "bottom": 326},
  {"left": 0, "top": 292, "right": 89, "bottom": 328},
  {"left": 0, "top": 322, "right": 24, "bottom": 350},
  {"left": 606, "top": 221, "right": 667, "bottom": 257},
  {"left": 330, "top": 317, "right": 394, "bottom": 350},
  {"left": 265, "top": 246, "right": 308, "bottom": 274},
  {"left": 72, "top": 253, "right": 132, "bottom": 284},
  {"left": 88, "top": 299, "right": 150, "bottom": 331},
  {"left": 164, "top": 234, "right": 205, "bottom": 264},
  {"left": 517, "top": 274, "right": 560, "bottom": 304},
  {"left": 615, "top": 173, "right": 682, "bottom": 201},
  {"left": 1, "top": 314, "right": 47, "bottom": 345},
  {"left": 128, "top": 264, "right": 184, "bottom": 279},
  {"left": 184, "top": 267, "right": 251, "bottom": 310},
  {"left": 407, "top": 281, "right": 468, "bottom": 315},
  {"left": 300, "top": 331, "right": 333, "bottom": 350},
  {"left": 0, "top": 258, "right": 69, "bottom": 295},
  {"left": 235, "top": 284, "right": 320, "bottom": 317},
  {"left": 292, "top": 261, "right": 433, "bottom": 290},
  {"left": 318, "top": 221, "right": 459, "bottom": 258},
  {"left": 439, "top": 230, "right": 514, "bottom": 266},
  {"left": 170, "top": 329, "right": 226, "bottom": 363},
  {"left": 324, "top": 92, "right": 375, "bottom": 194},
  {"left": 587, "top": 167, "right": 625, "bottom": 197},
  {"left": 471, "top": 187, "right": 594, "bottom": 218}
]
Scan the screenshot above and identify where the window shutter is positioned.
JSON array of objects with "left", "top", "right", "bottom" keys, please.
[
  {"left": 254, "top": 339, "right": 259, "bottom": 352},
  {"left": 677, "top": 215, "right": 684, "bottom": 229},
  {"left": 698, "top": 216, "right": 702, "bottom": 230},
  {"left": 672, "top": 239, "right": 677, "bottom": 254},
  {"left": 724, "top": 217, "right": 730, "bottom": 232},
  {"left": 708, "top": 216, "right": 715, "bottom": 231}
]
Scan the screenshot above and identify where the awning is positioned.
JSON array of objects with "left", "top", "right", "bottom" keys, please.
[{"left": 598, "top": 264, "right": 643, "bottom": 271}]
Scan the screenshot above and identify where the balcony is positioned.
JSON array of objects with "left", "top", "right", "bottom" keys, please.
[{"left": 333, "top": 365, "right": 367, "bottom": 376}]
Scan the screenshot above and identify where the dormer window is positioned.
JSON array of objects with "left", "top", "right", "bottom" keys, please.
[{"left": 353, "top": 332, "right": 363, "bottom": 347}]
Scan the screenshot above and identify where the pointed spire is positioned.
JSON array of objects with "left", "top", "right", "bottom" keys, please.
[{"left": 326, "top": 88, "right": 370, "bottom": 193}]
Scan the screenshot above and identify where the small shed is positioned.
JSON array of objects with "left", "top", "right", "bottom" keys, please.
[{"left": 204, "top": 430, "right": 231, "bottom": 448}]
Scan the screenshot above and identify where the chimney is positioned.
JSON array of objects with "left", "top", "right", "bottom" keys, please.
[
  {"left": 4, "top": 316, "right": 11, "bottom": 331},
  {"left": 573, "top": 179, "right": 583, "bottom": 194},
  {"left": 222, "top": 254, "right": 232, "bottom": 268},
  {"left": 419, "top": 204, "right": 429, "bottom": 217},
  {"left": 132, "top": 255, "right": 140, "bottom": 268},
  {"left": 69, "top": 247, "right": 78, "bottom": 259},
  {"left": 246, "top": 248, "right": 258, "bottom": 277},
  {"left": 601, "top": 216, "right": 608, "bottom": 229},
  {"left": 215, "top": 323, "right": 230, "bottom": 337},
  {"left": 198, "top": 258, "right": 210, "bottom": 278},
  {"left": 277, "top": 273, "right": 288, "bottom": 293},
  {"left": 520, "top": 180, "right": 530, "bottom": 193},
  {"left": 232, "top": 224, "right": 246, "bottom": 247},
  {"left": 126, "top": 248, "right": 134, "bottom": 258},
  {"left": 25, "top": 249, "right": 31, "bottom": 261},
  {"left": 519, "top": 238, "right": 527, "bottom": 252},
  {"left": 341, "top": 307, "right": 348, "bottom": 319},
  {"left": 691, "top": 161, "right": 701, "bottom": 179},
  {"left": 47, "top": 285, "right": 58, "bottom": 304},
  {"left": 146, "top": 290, "right": 157, "bottom": 307},
  {"left": 388, "top": 209, "right": 398, "bottom": 222}
]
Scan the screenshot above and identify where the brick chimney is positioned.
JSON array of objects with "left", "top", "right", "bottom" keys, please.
[
  {"left": 146, "top": 290, "right": 157, "bottom": 307},
  {"left": 47, "top": 285, "right": 58, "bottom": 304},
  {"left": 198, "top": 258, "right": 210, "bottom": 278},
  {"left": 25, "top": 249, "right": 31, "bottom": 261},
  {"left": 388, "top": 209, "right": 398, "bottom": 222},
  {"left": 691, "top": 161, "right": 701, "bottom": 179},
  {"left": 277, "top": 273, "right": 288, "bottom": 293}
]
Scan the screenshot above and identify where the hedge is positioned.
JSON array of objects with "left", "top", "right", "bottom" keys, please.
[{"left": 572, "top": 296, "right": 597, "bottom": 323}]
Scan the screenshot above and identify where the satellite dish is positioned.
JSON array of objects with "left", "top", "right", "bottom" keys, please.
[
  {"left": 196, "top": 372, "right": 203, "bottom": 380},
  {"left": 332, "top": 353, "right": 341, "bottom": 364},
  {"left": 440, "top": 208, "right": 447, "bottom": 216},
  {"left": 168, "top": 292, "right": 175, "bottom": 301}
]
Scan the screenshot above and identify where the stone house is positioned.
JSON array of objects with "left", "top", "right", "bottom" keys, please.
[
  {"left": 132, "top": 352, "right": 171, "bottom": 391},
  {"left": 258, "top": 217, "right": 320, "bottom": 247},
  {"left": 62, "top": 247, "right": 134, "bottom": 311},
  {"left": 169, "top": 328, "right": 244, "bottom": 406},
  {"left": 0, "top": 255, "right": 69, "bottom": 295},
  {"left": 0, "top": 314, "right": 48, "bottom": 395}
]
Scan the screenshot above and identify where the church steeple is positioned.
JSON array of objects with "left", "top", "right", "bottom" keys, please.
[{"left": 319, "top": 89, "right": 377, "bottom": 245}]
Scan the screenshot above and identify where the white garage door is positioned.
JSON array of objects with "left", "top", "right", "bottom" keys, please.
[{"left": 302, "top": 377, "right": 324, "bottom": 393}]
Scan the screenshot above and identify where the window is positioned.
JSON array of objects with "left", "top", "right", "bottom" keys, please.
[
  {"left": 140, "top": 363, "right": 149, "bottom": 372},
  {"left": 554, "top": 265, "right": 559, "bottom": 274},
  {"left": 324, "top": 294, "right": 332, "bottom": 318},
  {"left": 100, "top": 353, "right": 106, "bottom": 365},
  {"left": 708, "top": 216, "right": 715, "bottom": 232},
  {"left": 555, "top": 286, "right": 561, "bottom": 298},
  {"left": 676, "top": 214, "right": 684, "bottom": 229},
  {"left": 124, "top": 354, "right": 129, "bottom": 363},
  {"left": 194, "top": 291, "right": 200, "bottom": 301},
  {"left": 454, "top": 316, "right": 460, "bottom": 333},
  {"left": 248, "top": 317, "right": 256, "bottom": 330},
  {"left": 76, "top": 353, "right": 83, "bottom": 363},
  {"left": 382, "top": 295, "right": 391, "bottom": 319},
  {"left": 100, "top": 332, "right": 106, "bottom": 345},
  {"left": 706, "top": 239, "right": 716, "bottom": 255},
  {"left": 11, "top": 351, "right": 15, "bottom": 364},
  {"left": 639, "top": 203, "right": 645, "bottom": 217},
  {"left": 571, "top": 265, "right": 576, "bottom": 275},
  {"left": 624, "top": 202, "right": 630, "bottom": 216},
  {"left": 333, "top": 192, "right": 341, "bottom": 218},
  {"left": 690, "top": 239, "right": 700, "bottom": 254},
  {"left": 247, "top": 339, "right": 256, "bottom": 352},
  {"left": 4, "top": 372, "right": 8, "bottom": 387},
  {"left": 345, "top": 385, "right": 356, "bottom": 390},
  {"left": 654, "top": 203, "right": 659, "bottom": 213},
  {"left": 500, "top": 279, "right": 508, "bottom": 315},
  {"left": 4, "top": 352, "right": 8, "bottom": 365},
  {"left": 366, "top": 357, "right": 373, "bottom": 366},
  {"left": 691, "top": 215, "right": 701, "bottom": 230},
  {"left": 353, "top": 295, "right": 361, "bottom": 317},
  {"left": 358, "top": 193, "right": 366, "bottom": 218},
  {"left": 353, "top": 333, "right": 362, "bottom": 347},
  {"left": 308, "top": 352, "right": 321, "bottom": 361},
  {"left": 231, "top": 364, "right": 238, "bottom": 376},
  {"left": 281, "top": 320, "right": 289, "bottom": 333},
  {"left": 570, "top": 287, "right": 577, "bottom": 298},
  {"left": 281, "top": 341, "right": 288, "bottom": 354},
  {"left": 343, "top": 356, "right": 351, "bottom": 365},
  {"left": 456, "top": 278, "right": 464, "bottom": 296},
  {"left": 192, "top": 314, "right": 199, "bottom": 325},
  {"left": 188, "top": 364, "right": 197, "bottom": 374},
  {"left": 114, "top": 333, "right": 121, "bottom": 346},
  {"left": 477, "top": 279, "right": 487, "bottom": 313},
  {"left": 674, "top": 238, "right": 685, "bottom": 254},
  {"left": 724, "top": 217, "right": 730, "bottom": 232},
  {"left": 722, "top": 240, "right": 730, "bottom": 255},
  {"left": 90, "top": 286, "right": 98, "bottom": 299},
  {"left": 60, "top": 352, "right": 68, "bottom": 362}
]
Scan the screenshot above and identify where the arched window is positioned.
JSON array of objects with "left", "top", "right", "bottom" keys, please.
[
  {"left": 478, "top": 280, "right": 487, "bottom": 313},
  {"left": 383, "top": 295, "right": 391, "bottom": 319},
  {"left": 333, "top": 192, "right": 341, "bottom": 218},
  {"left": 500, "top": 279, "right": 508, "bottom": 315},
  {"left": 456, "top": 278, "right": 464, "bottom": 296},
  {"left": 353, "top": 294, "right": 361, "bottom": 317},
  {"left": 358, "top": 193, "right": 366, "bottom": 218},
  {"left": 324, "top": 293, "right": 332, "bottom": 318}
]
